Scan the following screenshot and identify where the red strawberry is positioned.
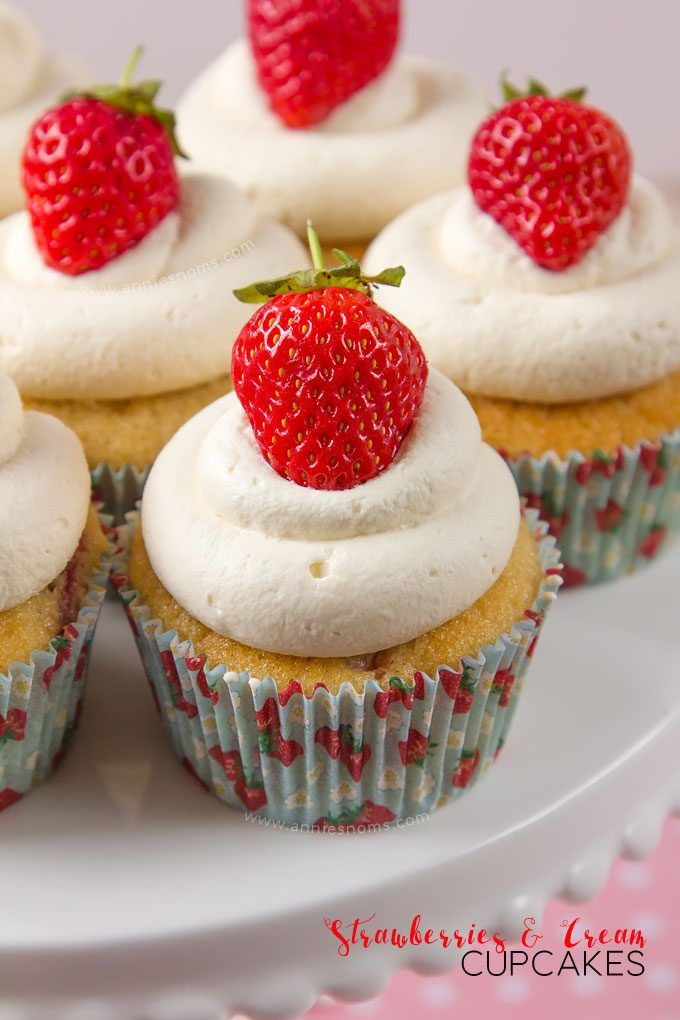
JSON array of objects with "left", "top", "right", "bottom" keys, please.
[
  {"left": 493, "top": 669, "right": 516, "bottom": 708},
  {"left": 259, "top": 729, "right": 304, "bottom": 767},
  {"left": 315, "top": 724, "right": 371, "bottom": 781},
  {"left": 22, "top": 48, "right": 184, "bottom": 276},
  {"left": 452, "top": 748, "right": 480, "bottom": 789},
  {"left": 208, "top": 746, "right": 268, "bottom": 810},
  {"left": 373, "top": 676, "right": 415, "bottom": 718},
  {"left": 640, "top": 443, "right": 667, "bottom": 487},
  {"left": 561, "top": 565, "right": 589, "bottom": 588},
  {"left": 398, "top": 729, "right": 434, "bottom": 768},
  {"left": 525, "top": 492, "right": 568, "bottom": 539},
  {"left": 232, "top": 226, "right": 425, "bottom": 491},
  {"left": 42, "top": 634, "right": 74, "bottom": 691},
  {"left": 468, "top": 79, "right": 631, "bottom": 271},
  {"left": 438, "top": 667, "right": 462, "bottom": 701},
  {"left": 186, "top": 655, "right": 219, "bottom": 705},
  {"left": 452, "top": 667, "right": 476, "bottom": 713},
  {"left": 248, "top": 0, "right": 400, "bottom": 129},
  {"left": 160, "top": 650, "right": 198, "bottom": 719},
  {"left": 638, "top": 526, "right": 667, "bottom": 559},
  {"left": 0, "top": 789, "right": 22, "bottom": 812},
  {"left": 314, "top": 800, "right": 396, "bottom": 830},
  {"left": 595, "top": 499, "right": 624, "bottom": 532},
  {"left": 0, "top": 708, "right": 27, "bottom": 743}
]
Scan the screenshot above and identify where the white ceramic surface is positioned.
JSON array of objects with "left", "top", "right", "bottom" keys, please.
[{"left": 0, "top": 543, "right": 678, "bottom": 1020}]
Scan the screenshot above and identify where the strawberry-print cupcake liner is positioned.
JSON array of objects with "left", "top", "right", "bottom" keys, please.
[
  {"left": 502, "top": 428, "right": 680, "bottom": 587},
  {"left": 112, "top": 509, "right": 562, "bottom": 828},
  {"left": 0, "top": 517, "right": 112, "bottom": 814},
  {"left": 91, "top": 461, "right": 150, "bottom": 524}
]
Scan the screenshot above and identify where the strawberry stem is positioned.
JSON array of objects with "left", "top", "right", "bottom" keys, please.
[
  {"left": 234, "top": 223, "right": 405, "bottom": 304},
  {"left": 500, "top": 73, "right": 587, "bottom": 105},
  {"left": 307, "top": 220, "right": 325, "bottom": 271},
  {"left": 120, "top": 45, "right": 143, "bottom": 89}
]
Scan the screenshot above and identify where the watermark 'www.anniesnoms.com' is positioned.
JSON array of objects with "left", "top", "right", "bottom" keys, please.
[
  {"left": 244, "top": 810, "right": 430, "bottom": 835},
  {"left": 74, "top": 239, "right": 256, "bottom": 294}
]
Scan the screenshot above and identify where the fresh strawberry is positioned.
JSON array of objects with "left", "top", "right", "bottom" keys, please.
[
  {"left": 248, "top": 0, "right": 400, "bottom": 129},
  {"left": 468, "top": 78, "right": 631, "bottom": 270},
  {"left": 233, "top": 225, "right": 424, "bottom": 490},
  {"left": 452, "top": 748, "right": 480, "bottom": 789},
  {"left": 314, "top": 800, "right": 396, "bottom": 830},
  {"left": 22, "top": 47, "right": 185, "bottom": 276},
  {"left": 595, "top": 499, "right": 624, "bottom": 532}
]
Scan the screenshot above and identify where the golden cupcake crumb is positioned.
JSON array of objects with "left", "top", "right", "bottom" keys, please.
[
  {"left": 468, "top": 368, "right": 680, "bottom": 459},
  {"left": 0, "top": 507, "right": 108, "bottom": 676},
  {"left": 25, "top": 376, "right": 232, "bottom": 470},
  {"left": 128, "top": 517, "right": 542, "bottom": 695}
]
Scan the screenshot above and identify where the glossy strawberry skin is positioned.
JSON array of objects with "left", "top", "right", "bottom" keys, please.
[
  {"left": 247, "top": 0, "right": 400, "bottom": 128},
  {"left": 232, "top": 287, "right": 427, "bottom": 490},
  {"left": 468, "top": 95, "right": 631, "bottom": 270},
  {"left": 22, "top": 97, "right": 179, "bottom": 276}
]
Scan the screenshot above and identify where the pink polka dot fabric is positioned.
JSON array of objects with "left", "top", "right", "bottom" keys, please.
[{"left": 307, "top": 818, "right": 680, "bottom": 1019}]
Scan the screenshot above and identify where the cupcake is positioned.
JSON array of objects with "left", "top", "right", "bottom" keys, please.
[
  {"left": 0, "top": 2, "right": 89, "bottom": 217},
  {"left": 0, "top": 51, "right": 306, "bottom": 519},
  {"left": 177, "top": 0, "right": 487, "bottom": 254},
  {"left": 0, "top": 374, "right": 109, "bottom": 812},
  {"left": 114, "top": 233, "right": 561, "bottom": 827},
  {"left": 365, "top": 81, "right": 680, "bottom": 586}
]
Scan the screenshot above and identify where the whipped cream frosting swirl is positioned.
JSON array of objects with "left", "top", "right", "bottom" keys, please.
[
  {"left": 0, "top": 4, "right": 90, "bottom": 216},
  {"left": 0, "top": 374, "right": 90, "bottom": 613},
  {"left": 0, "top": 173, "right": 307, "bottom": 400},
  {"left": 364, "top": 176, "right": 680, "bottom": 403},
  {"left": 177, "top": 40, "right": 488, "bottom": 242},
  {"left": 142, "top": 371, "right": 520, "bottom": 659}
]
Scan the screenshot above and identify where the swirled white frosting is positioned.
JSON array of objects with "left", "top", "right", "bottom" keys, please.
[
  {"left": 0, "top": 173, "right": 308, "bottom": 400},
  {"left": 0, "top": 374, "right": 90, "bottom": 613},
  {"left": 142, "top": 370, "right": 520, "bottom": 658},
  {"left": 177, "top": 40, "right": 488, "bottom": 242},
  {"left": 0, "top": 4, "right": 90, "bottom": 216},
  {"left": 364, "top": 177, "right": 680, "bottom": 403}
]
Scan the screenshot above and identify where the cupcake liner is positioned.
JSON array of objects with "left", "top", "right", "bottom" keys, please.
[
  {"left": 112, "top": 509, "right": 562, "bottom": 828},
  {"left": 502, "top": 428, "right": 680, "bottom": 587},
  {"left": 0, "top": 515, "right": 113, "bottom": 813},
  {"left": 91, "top": 462, "right": 150, "bottom": 524}
]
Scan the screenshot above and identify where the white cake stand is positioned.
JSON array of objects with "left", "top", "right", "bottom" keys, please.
[{"left": 0, "top": 544, "right": 678, "bottom": 1020}]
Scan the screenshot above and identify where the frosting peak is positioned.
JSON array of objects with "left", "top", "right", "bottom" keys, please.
[
  {"left": 0, "top": 374, "right": 90, "bottom": 613},
  {"left": 142, "top": 371, "right": 520, "bottom": 658},
  {"left": 0, "top": 4, "right": 43, "bottom": 112}
]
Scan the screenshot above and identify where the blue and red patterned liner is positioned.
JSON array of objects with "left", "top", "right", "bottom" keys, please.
[
  {"left": 91, "top": 461, "right": 150, "bottom": 524},
  {"left": 502, "top": 428, "right": 680, "bottom": 587},
  {"left": 0, "top": 517, "right": 112, "bottom": 813},
  {"left": 112, "top": 509, "right": 562, "bottom": 829}
]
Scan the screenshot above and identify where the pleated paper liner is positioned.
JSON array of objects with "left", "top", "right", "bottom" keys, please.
[
  {"left": 91, "top": 462, "right": 150, "bottom": 525},
  {"left": 0, "top": 513, "right": 113, "bottom": 812},
  {"left": 502, "top": 428, "right": 680, "bottom": 587},
  {"left": 112, "top": 509, "right": 562, "bottom": 828}
]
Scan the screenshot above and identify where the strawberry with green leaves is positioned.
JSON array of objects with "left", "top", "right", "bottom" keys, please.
[
  {"left": 469, "top": 77, "right": 631, "bottom": 270},
  {"left": 22, "top": 47, "right": 185, "bottom": 276},
  {"left": 314, "top": 801, "right": 396, "bottom": 830},
  {"left": 233, "top": 224, "right": 426, "bottom": 491}
]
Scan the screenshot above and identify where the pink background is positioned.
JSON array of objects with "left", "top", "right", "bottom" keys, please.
[{"left": 304, "top": 819, "right": 680, "bottom": 1019}]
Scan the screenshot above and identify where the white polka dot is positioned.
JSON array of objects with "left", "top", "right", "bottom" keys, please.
[
  {"left": 646, "top": 964, "right": 677, "bottom": 993},
  {"left": 617, "top": 862, "right": 654, "bottom": 890},
  {"left": 495, "top": 977, "right": 531, "bottom": 1004},
  {"left": 631, "top": 911, "right": 667, "bottom": 938},
  {"left": 420, "top": 979, "right": 459, "bottom": 1006},
  {"left": 571, "top": 973, "right": 605, "bottom": 998}
]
